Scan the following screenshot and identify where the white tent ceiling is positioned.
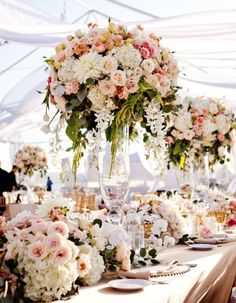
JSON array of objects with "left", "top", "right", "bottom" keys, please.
[{"left": 0, "top": 0, "right": 236, "bottom": 146}]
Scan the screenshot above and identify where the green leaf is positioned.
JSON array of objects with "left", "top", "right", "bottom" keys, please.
[
  {"left": 138, "top": 260, "right": 146, "bottom": 266},
  {"left": 93, "top": 219, "right": 102, "bottom": 228},
  {"left": 180, "top": 154, "right": 185, "bottom": 169},
  {"left": 85, "top": 78, "right": 95, "bottom": 86},
  {"left": 151, "top": 259, "right": 160, "bottom": 265},
  {"left": 77, "top": 87, "right": 88, "bottom": 102},
  {"left": 162, "top": 104, "right": 173, "bottom": 113},
  {"left": 148, "top": 249, "right": 157, "bottom": 258},
  {"left": 140, "top": 247, "right": 146, "bottom": 257},
  {"left": 130, "top": 249, "right": 135, "bottom": 264},
  {"left": 70, "top": 98, "right": 80, "bottom": 107}
]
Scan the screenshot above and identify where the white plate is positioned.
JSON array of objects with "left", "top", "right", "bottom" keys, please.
[
  {"left": 108, "top": 279, "right": 151, "bottom": 290},
  {"left": 190, "top": 244, "right": 215, "bottom": 250}
]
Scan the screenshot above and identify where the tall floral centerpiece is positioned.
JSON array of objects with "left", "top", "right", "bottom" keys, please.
[
  {"left": 14, "top": 145, "right": 48, "bottom": 178},
  {"left": 42, "top": 20, "right": 179, "bottom": 181},
  {"left": 167, "top": 96, "right": 236, "bottom": 170}
]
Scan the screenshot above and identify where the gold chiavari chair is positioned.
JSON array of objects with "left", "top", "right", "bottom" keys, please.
[{"left": 0, "top": 197, "right": 6, "bottom": 215}]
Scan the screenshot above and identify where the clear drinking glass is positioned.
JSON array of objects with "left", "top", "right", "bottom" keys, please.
[{"left": 99, "top": 125, "right": 129, "bottom": 224}]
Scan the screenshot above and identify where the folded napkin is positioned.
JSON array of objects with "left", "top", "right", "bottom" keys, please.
[
  {"left": 118, "top": 269, "right": 150, "bottom": 280},
  {"left": 118, "top": 264, "right": 190, "bottom": 280}
]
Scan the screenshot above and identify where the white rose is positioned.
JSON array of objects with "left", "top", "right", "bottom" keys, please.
[
  {"left": 95, "top": 237, "right": 106, "bottom": 251},
  {"left": 111, "top": 70, "right": 127, "bottom": 86},
  {"left": 174, "top": 112, "right": 193, "bottom": 132},
  {"left": 163, "top": 236, "right": 175, "bottom": 248},
  {"left": 100, "top": 56, "right": 118, "bottom": 74},
  {"left": 203, "top": 119, "right": 218, "bottom": 136},
  {"left": 141, "top": 58, "right": 155, "bottom": 73}
]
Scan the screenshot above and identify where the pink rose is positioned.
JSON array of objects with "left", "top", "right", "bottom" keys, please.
[
  {"left": 45, "top": 232, "right": 63, "bottom": 251},
  {"left": 31, "top": 219, "right": 48, "bottom": 234},
  {"left": 28, "top": 242, "right": 47, "bottom": 261},
  {"left": 111, "top": 70, "right": 126, "bottom": 86},
  {"left": 125, "top": 78, "right": 139, "bottom": 94},
  {"left": 171, "top": 129, "right": 178, "bottom": 137},
  {"left": 47, "top": 221, "right": 69, "bottom": 238},
  {"left": 217, "top": 134, "right": 225, "bottom": 141},
  {"left": 199, "top": 226, "right": 213, "bottom": 238},
  {"left": 54, "top": 246, "right": 72, "bottom": 264},
  {"left": 142, "top": 41, "right": 151, "bottom": 49},
  {"left": 92, "top": 41, "right": 106, "bottom": 53},
  {"left": 166, "top": 136, "right": 174, "bottom": 144},
  {"left": 117, "top": 86, "right": 129, "bottom": 100},
  {"left": 65, "top": 81, "right": 79, "bottom": 95},
  {"left": 133, "top": 42, "right": 142, "bottom": 50},
  {"left": 196, "top": 116, "right": 204, "bottom": 124},
  {"left": 99, "top": 79, "right": 116, "bottom": 96},
  {"left": 140, "top": 47, "right": 150, "bottom": 58},
  {"left": 149, "top": 47, "right": 155, "bottom": 57}
]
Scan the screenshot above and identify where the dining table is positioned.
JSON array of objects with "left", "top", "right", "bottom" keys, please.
[{"left": 55, "top": 241, "right": 236, "bottom": 303}]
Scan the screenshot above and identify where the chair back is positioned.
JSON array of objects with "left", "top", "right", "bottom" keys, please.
[{"left": 0, "top": 197, "right": 5, "bottom": 206}]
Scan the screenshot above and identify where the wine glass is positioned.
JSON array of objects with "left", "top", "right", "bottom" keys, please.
[{"left": 98, "top": 125, "right": 129, "bottom": 224}]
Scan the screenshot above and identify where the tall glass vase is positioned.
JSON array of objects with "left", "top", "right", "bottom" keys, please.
[
  {"left": 98, "top": 125, "right": 129, "bottom": 224},
  {"left": 193, "top": 153, "right": 209, "bottom": 203}
]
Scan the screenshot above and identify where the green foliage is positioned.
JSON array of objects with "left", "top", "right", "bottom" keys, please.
[{"left": 93, "top": 219, "right": 102, "bottom": 228}]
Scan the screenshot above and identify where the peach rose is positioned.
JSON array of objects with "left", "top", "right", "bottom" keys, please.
[
  {"left": 125, "top": 78, "right": 139, "bottom": 94},
  {"left": 100, "top": 56, "right": 117, "bottom": 74},
  {"left": 111, "top": 70, "right": 126, "bottom": 86},
  {"left": 99, "top": 79, "right": 116, "bottom": 96}
]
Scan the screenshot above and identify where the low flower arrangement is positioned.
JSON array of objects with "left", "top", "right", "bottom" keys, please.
[
  {"left": 0, "top": 195, "right": 181, "bottom": 301},
  {"left": 128, "top": 193, "right": 184, "bottom": 261},
  {"left": 0, "top": 201, "right": 133, "bottom": 302},
  {"left": 14, "top": 145, "right": 48, "bottom": 177},
  {"left": 42, "top": 20, "right": 179, "bottom": 178},
  {"left": 167, "top": 96, "right": 236, "bottom": 170}
]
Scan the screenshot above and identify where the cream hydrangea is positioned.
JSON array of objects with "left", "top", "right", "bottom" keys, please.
[{"left": 73, "top": 52, "right": 102, "bottom": 83}]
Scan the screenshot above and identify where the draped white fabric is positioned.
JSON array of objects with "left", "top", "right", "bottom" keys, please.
[{"left": 0, "top": 1, "right": 236, "bottom": 185}]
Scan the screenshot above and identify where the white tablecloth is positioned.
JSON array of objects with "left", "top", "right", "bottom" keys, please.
[{"left": 55, "top": 242, "right": 236, "bottom": 303}]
